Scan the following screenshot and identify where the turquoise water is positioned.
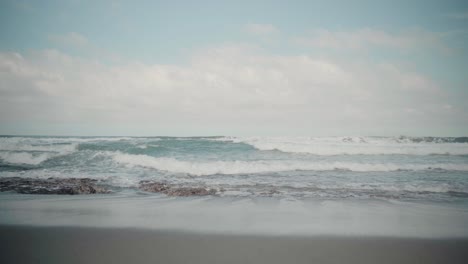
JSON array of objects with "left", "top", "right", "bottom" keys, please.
[{"left": 1, "top": 136, "right": 468, "bottom": 203}]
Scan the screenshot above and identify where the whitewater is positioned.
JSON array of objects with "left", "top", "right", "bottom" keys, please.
[{"left": 0, "top": 135, "right": 467, "bottom": 202}]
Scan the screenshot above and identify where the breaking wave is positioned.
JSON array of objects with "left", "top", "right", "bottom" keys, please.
[
  {"left": 111, "top": 152, "right": 468, "bottom": 176},
  {"left": 0, "top": 141, "right": 77, "bottom": 153},
  {"left": 215, "top": 136, "right": 468, "bottom": 155},
  {"left": 0, "top": 137, "right": 79, "bottom": 165},
  {"left": 0, "top": 152, "right": 52, "bottom": 165}
]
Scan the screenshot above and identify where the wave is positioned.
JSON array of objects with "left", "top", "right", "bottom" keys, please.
[
  {"left": 220, "top": 182, "right": 468, "bottom": 198},
  {"left": 215, "top": 136, "right": 468, "bottom": 155},
  {"left": 0, "top": 142, "right": 78, "bottom": 153},
  {"left": 396, "top": 136, "right": 468, "bottom": 143},
  {"left": 0, "top": 138, "right": 79, "bottom": 165},
  {"left": 334, "top": 182, "right": 457, "bottom": 194},
  {"left": 0, "top": 152, "right": 53, "bottom": 165},
  {"left": 110, "top": 152, "right": 468, "bottom": 176},
  {"left": 0, "top": 136, "right": 136, "bottom": 143},
  {"left": 135, "top": 144, "right": 160, "bottom": 149}
]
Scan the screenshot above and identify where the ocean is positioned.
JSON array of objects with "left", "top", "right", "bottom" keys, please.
[{"left": 1, "top": 135, "right": 468, "bottom": 237}]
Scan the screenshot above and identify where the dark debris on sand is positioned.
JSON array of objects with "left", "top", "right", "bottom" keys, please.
[{"left": 0, "top": 177, "right": 110, "bottom": 195}]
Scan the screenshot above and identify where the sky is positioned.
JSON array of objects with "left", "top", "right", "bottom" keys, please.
[{"left": 0, "top": 0, "right": 468, "bottom": 136}]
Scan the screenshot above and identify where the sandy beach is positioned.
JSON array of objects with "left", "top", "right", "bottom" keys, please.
[{"left": 1, "top": 225, "right": 467, "bottom": 264}]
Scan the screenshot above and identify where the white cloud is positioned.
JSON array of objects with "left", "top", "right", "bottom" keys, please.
[
  {"left": 49, "top": 32, "right": 89, "bottom": 47},
  {"left": 0, "top": 46, "right": 462, "bottom": 136},
  {"left": 245, "top": 23, "right": 279, "bottom": 35},
  {"left": 294, "top": 28, "right": 450, "bottom": 52}
]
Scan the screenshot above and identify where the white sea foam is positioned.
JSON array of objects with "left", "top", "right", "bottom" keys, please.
[
  {"left": 111, "top": 152, "right": 468, "bottom": 176},
  {"left": 215, "top": 136, "right": 468, "bottom": 155},
  {"left": 379, "top": 184, "right": 453, "bottom": 194},
  {"left": 0, "top": 152, "right": 52, "bottom": 165},
  {"left": 0, "top": 140, "right": 78, "bottom": 153},
  {"left": 0, "top": 137, "right": 79, "bottom": 165},
  {"left": 0, "top": 136, "right": 138, "bottom": 149},
  {"left": 330, "top": 182, "right": 459, "bottom": 194},
  {"left": 10, "top": 136, "right": 136, "bottom": 143}
]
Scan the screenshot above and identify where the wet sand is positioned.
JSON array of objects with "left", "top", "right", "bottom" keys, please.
[{"left": 1, "top": 225, "right": 467, "bottom": 264}]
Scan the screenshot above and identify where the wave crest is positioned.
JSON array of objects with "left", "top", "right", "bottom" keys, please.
[
  {"left": 111, "top": 152, "right": 468, "bottom": 176},
  {"left": 215, "top": 136, "right": 468, "bottom": 155},
  {"left": 0, "top": 152, "right": 52, "bottom": 165},
  {"left": 0, "top": 137, "right": 79, "bottom": 165}
]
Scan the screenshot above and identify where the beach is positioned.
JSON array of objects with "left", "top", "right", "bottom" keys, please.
[
  {"left": 1, "top": 192, "right": 468, "bottom": 264},
  {"left": 2, "top": 226, "right": 468, "bottom": 264},
  {"left": 1, "top": 136, "right": 468, "bottom": 263}
]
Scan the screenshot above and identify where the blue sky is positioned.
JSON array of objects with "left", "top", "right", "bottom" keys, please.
[
  {"left": 2, "top": 1, "right": 467, "bottom": 62},
  {"left": 1, "top": 0, "right": 468, "bottom": 136}
]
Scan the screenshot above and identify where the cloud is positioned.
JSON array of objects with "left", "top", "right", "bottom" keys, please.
[
  {"left": 445, "top": 11, "right": 468, "bottom": 20},
  {"left": 294, "top": 28, "right": 450, "bottom": 53},
  {"left": 49, "top": 32, "right": 89, "bottom": 47},
  {"left": 245, "top": 23, "right": 279, "bottom": 35},
  {"left": 0, "top": 46, "right": 463, "bottom": 135}
]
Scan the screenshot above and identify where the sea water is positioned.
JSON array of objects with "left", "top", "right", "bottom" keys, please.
[{"left": 1, "top": 135, "right": 468, "bottom": 237}]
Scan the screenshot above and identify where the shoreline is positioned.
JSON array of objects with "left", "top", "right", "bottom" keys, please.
[
  {"left": 1, "top": 225, "right": 468, "bottom": 264},
  {"left": 2, "top": 193, "right": 468, "bottom": 238}
]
